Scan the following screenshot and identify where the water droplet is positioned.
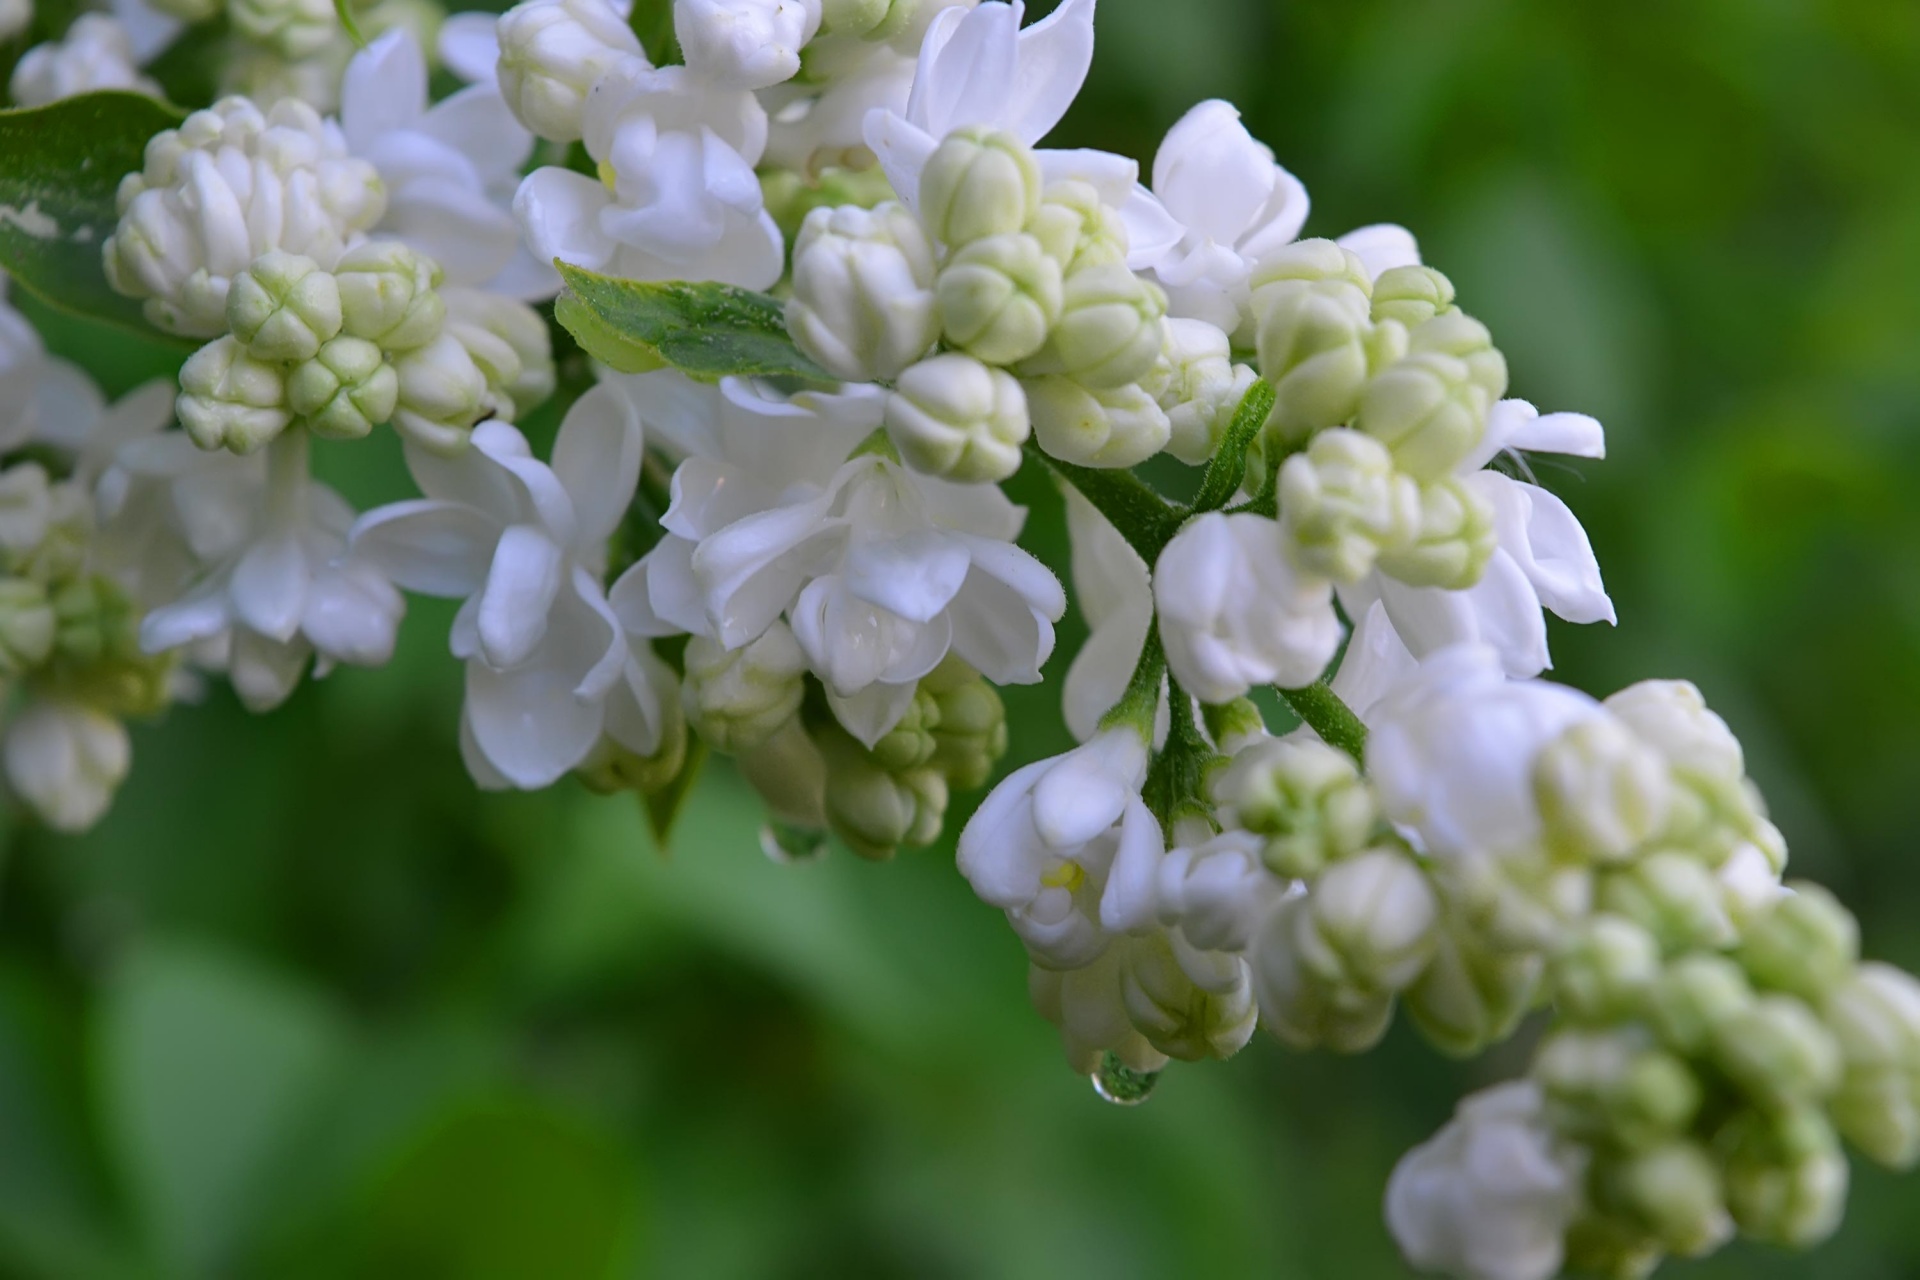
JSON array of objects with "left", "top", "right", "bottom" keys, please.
[
  {"left": 760, "top": 820, "right": 828, "bottom": 865},
  {"left": 1091, "top": 1051, "right": 1159, "bottom": 1106}
]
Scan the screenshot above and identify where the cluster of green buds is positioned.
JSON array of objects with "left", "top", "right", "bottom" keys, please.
[
  {"left": 177, "top": 244, "right": 552, "bottom": 456},
  {"left": 1246, "top": 242, "right": 1508, "bottom": 592}
]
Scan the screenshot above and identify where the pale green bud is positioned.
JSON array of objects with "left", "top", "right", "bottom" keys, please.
[
  {"left": 921, "top": 657, "right": 1006, "bottom": 790},
  {"left": 1714, "top": 994, "right": 1842, "bottom": 1108},
  {"left": 391, "top": 333, "right": 490, "bottom": 454},
  {"left": 681, "top": 625, "right": 807, "bottom": 755},
  {"left": 1720, "top": 1107, "right": 1849, "bottom": 1249},
  {"left": 1295, "top": 845, "right": 1441, "bottom": 994},
  {"left": 1551, "top": 914, "right": 1661, "bottom": 1025},
  {"left": 176, "top": 335, "right": 293, "bottom": 453},
  {"left": 1354, "top": 352, "right": 1489, "bottom": 483},
  {"left": 50, "top": 574, "right": 135, "bottom": 667},
  {"left": 1407, "top": 309, "right": 1508, "bottom": 405},
  {"left": 1213, "top": 735, "right": 1375, "bottom": 879},
  {"left": 1019, "top": 263, "right": 1166, "bottom": 389},
  {"left": 1739, "top": 881, "right": 1859, "bottom": 1000},
  {"left": 1363, "top": 316, "right": 1410, "bottom": 375},
  {"left": 226, "top": 251, "right": 342, "bottom": 363},
  {"left": 0, "top": 578, "right": 55, "bottom": 676},
  {"left": 1433, "top": 846, "right": 1595, "bottom": 954},
  {"left": 1250, "top": 896, "right": 1395, "bottom": 1053},
  {"left": 1647, "top": 952, "right": 1753, "bottom": 1057},
  {"left": 1372, "top": 476, "right": 1496, "bottom": 590},
  {"left": 786, "top": 201, "right": 939, "bottom": 383},
  {"left": 1596, "top": 1141, "right": 1734, "bottom": 1259},
  {"left": 1824, "top": 962, "right": 1920, "bottom": 1169},
  {"left": 1370, "top": 265, "right": 1456, "bottom": 329},
  {"left": 229, "top": 0, "right": 336, "bottom": 59},
  {"left": 1254, "top": 282, "right": 1371, "bottom": 443},
  {"left": 1246, "top": 237, "right": 1372, "bottom": 317},
  {"left": 819, "top": 723, "right": 947, "bottom": 860},
  {"left": 1597, "top": 850, "right": 1737, "bottom": 953},
  {"left": 1603, "top": 679, "right": 1745, "bottom": 785},
  {"left": 444, "top": 290, "right": 557, "bottom": 422},
  {"left": 1534, "top": 716, "right": 1675, "bottom": 865},
  {"left": 1144, "top": 318, "right": 1257, "bottom": 466},
  {"left": 1560, "top": 1213, "right": 1665, "bottom": 1280},
  {"left": 578, "top": 693, "right": 689, "bottom": 797},
  {"left": 884, "top": 353, "right": 1028, "bottom": 483},
  {"left": 918, "top": 126, "right": 1042, "bottom": 247},
  {"left": 0, "top": 464, "right": 52, "bottom": 563},
  {"left": 287, "top": 336, "right": 398, "bottom": 440},
  {"left": 1120, "top": 931, "right": 1259, "bottom": 1063},
  {"left": 1277, "top": 428, "right": 1420, "bottom": 582},
  {"left": 1026, "top": 179, "right": 1129, "bottom": 275},
  {"left": 1535, "top": 1028, "right": 1702, "bottom": 1150},
  {"left": 935, "top": 232, "right": 1062, "bottom": 365},
  {"left": 1403, "top": 919, "right": 1543, "bottom": 1057},
  {"left": 869, "top": 687, "right": 941, "bottom": 774},
  {"left": 1024, "top": 375, "right": 1170, "bottom": 469},
  {"left": 335, "top": 241, "right": 446, "bottom": 353}
]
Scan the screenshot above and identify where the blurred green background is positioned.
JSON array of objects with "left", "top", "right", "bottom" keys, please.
[{"left": 6, "top": 0, "right": 1920, "bottom": 1275}]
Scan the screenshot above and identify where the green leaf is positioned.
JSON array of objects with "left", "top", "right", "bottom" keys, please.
[
  {"left": 628, "top": 0, "right": 681, "bottom": 66},
  {"left": 1192, "top": 378, "right": 1276, "bottom": 513},
  {"left": 333, "top": 0, "right": 367, "bottom": 48},
  {"left": 0, "top": 92, "right": 190, "bottom": 343},
  {"left": 554, "top": 262, "right": 833, "bottom": 383},
  {"left": 644, "top": 737, "right": 707, "bottom": 847},
  {"left": 95, "top": 942, "right": 347, "bottom": 1277}
]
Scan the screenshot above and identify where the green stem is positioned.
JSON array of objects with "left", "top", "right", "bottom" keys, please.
[
  {"left": 1191, "top": 378, "right": 1275, "bottom": 513},
  {"left": 1027, "top": 441, "right": 1186, "bottom": 565},
  {"left": 1099, "top": 627, "right": 1165, "bottom": 737},
  {"left": 1143, "top": 677, "right": 1217, "bottom": 834},
  {"left": 1276, "top": 681, "right": 1369, "bottom": 763}
]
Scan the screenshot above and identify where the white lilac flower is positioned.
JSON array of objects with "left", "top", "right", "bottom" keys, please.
[
  {"left": 109, "top": 431, "right": 404, "bottom": 710},
  {"left": 957, "top": 725, "right": 1160, "bottom": 969},
  {"left": 102, "top": 97, "right": 386, "bottom": 337},
  {"left": 674, "top": 0, "right": 822, "bottom": 91},
  {"left": 609, "top": 371, "right": 1061, "bottom": 746},
  {"left": 760, "top": 32, "right": 917, "bottom": 176},
  {"left": 1386, "top": 1081, "right": 1587, "bottom": 1280},
  {"left": 1337, "top": 398, "right": 1613, "bottom": 678},
  {"left": 3, "top": 699, "right": 133, "bottom": 833},
  {"left": 1154, "top": 511, "right": 1340, "bottom": 703},
  {"left": 8, "top": 14, "right": 162, "bottom": 106},
  {"left": 1154, "top": 826, "right": 1285, "bottom": 954},
  {"left": 514, "top": 58, "right": 782, "bottom": 289},
  {"left": 494, "top": 0, "right": 647, "bottom": 142},
  {"left": 351, "top": 387, "right": 671, "bottom": 788},
  {"left": 339, "top": 31, "right": 556, "bottom": 300},
  {"left": 1059, "top": 485, "right": 1152, "bottom": 742},
  {"left": 785, "top": 200, "right": 939, "bottom": 383}
]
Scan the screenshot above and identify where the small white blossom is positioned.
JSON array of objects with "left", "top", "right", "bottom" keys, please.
[
  {"left": 786, "top": 201, "right": 939, "bottom": 382},
  {"left": 3, "top": 700, "right": 132, "bottom": 833},
  {"left": 9, "top": 14, "right": 161, "bottom": 107},
  {"left": 884, "top": 352, "right": 1028, "bottom": 483},
  {"left": 675, "top": 0, "right": 822, "bottom": 90},
  {"left": 495, "top": 0, "right": 647, "bottom": 142}
]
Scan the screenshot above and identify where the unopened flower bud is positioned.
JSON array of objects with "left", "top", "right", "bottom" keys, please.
[
  {"left": 1408, "top": 310, "right": 1508, "bottom": 404},
  {"left": 176, "top": 336, "right": 293, "bottom": 453},
  {"left": 1597, "top": 850, "right": 1737, "bottom": 953},
  {"left": 819, "top": 724, "right": 947, "bottom": 860},
  {"left": 0, "top": 464, "right": 51, "bottom": 562},
  {"left": 1739, "top": 881, "right": 1859, "bottom": 1000},
  {"left": 226, "top": 251, "right": 343, "bottom": 363},
  {"left": 1372, "top": 476, "right": 1496, "bottom": 589},
  {"left": 391, "top": 333, "right": 489, "bottom": 453},
  {"left": 884, "top": 354, "right": 1028, "bottom": 482},
  {"left": 1535, "top": 1028, "right": 1701, "bottom": 1150},
  {"left": 1404, "top": 919, "right": 1543, "bottom": 1057},
  {"left": 675, "top": 0, "right": 821, "bottom": 90},
  {"left": 579, "top": 696, "right": 689, "bottom": 797},
  {"left": 288, "top": 337, "right": 398, "bottom": 439},
  {"left": 1024, "top": 376, "right": 1170, "bottom": 469},
  {"left": 1604, "top": 679, "right": 1745, "bottom": 785},
  {"left": 1214, "top": 736, "right": 1374, "bottom": 879},
  {"left": 1551, "top": 914, "right": 1660, "bottom": 1025},
  {"left": 1019, "top": 263, "right": 1166, "bottom": 389},
  {"left": 1145, "top": 318, "right": 1256, "bottom": 465},
  {"left": 1355, "top": 352, "right": 1490, "bottom": 482},
  {"left": 1645, "top": 952, "right": 1753, "bottom": 1056},
  {"left": 1370, "top": 265, "right": 1456, "bottom": 329},
  {"left": 229, "top": 0, "right": 336, "bottom": 59},
  {"left": 1720, "top": 1107, "right": 1849, "bottom": 1249},
  {"left": 681, "top": 625, "right": 807, "bottom": 754},
  {"left": 918, "top": 126, "right": 1042, "bottom": 247},
  {"left": 1119, "top": 931, "right": 1257, "bottom": 1062},
  {"left": 0, "top": 578, "right": 55, "bottom": 677},
  {"left": 1277, "top": 428, "right": 1419, "bottom": 582},
  {"left": 935, "top": 232, "right": 1062, "bottom": 365},
  {"left": 1295, "top": 846, "right": 1440, "bottom": 994},
  {"left": 1534, "top": 715, "right": 1674, "bottom": 865},
  {"left": 1824, "top": 962, "right": 1920, "bottom": 1169},
  {"left": 335, "top": 242, "right": 446, "bottom": 353},
  {"left": 1714, "top": 994, "right": 1842, "bottom": 1109},
  {"left": 1249, "top": 240, "right": 1373, "bottom": 441},
  {"left": 496, "top": 0, "right": 647, "bottom": 142},
  {"left": 1155, "top": 830, "right": 1282, "bottom": 953},
  {"left": 443, "top": 290, "right": 556, "bottom": 422},
  {"left": 1250, "top": 896, "right": 1396, "bottom": 1053},
  {"left": 1596, "top": 1141, "right": 1734, "bottom": 1258},
  {"left": 1026, "top": 179, "right": 1128, "bottom": 274},
  {"left": 787, "top": 202, "right": 939, "bottom": 382},
  {"left": 868, "top": 687, "right": 941, "bottom": 774},
  {"left": 4, "top": 699, "right": 130, "bottom": 833},
  {"left": 921, "top": 658, "right": 1006, "bottom": 790}
]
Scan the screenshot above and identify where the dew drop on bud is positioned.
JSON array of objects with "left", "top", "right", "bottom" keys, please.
[
  {"left": 761, "top": 820, "right": 828, "bottom": 864},
  {"left": 1091, "top": 1051, "right": 1159, "bottom": 1106}
]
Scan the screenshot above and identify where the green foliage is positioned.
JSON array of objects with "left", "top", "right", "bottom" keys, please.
[
  {"left": 0, "top": 92, "right": 190, "bottom": 342},
  {"left": 553, "top": 263, "right": 833, "bottom": 383}
]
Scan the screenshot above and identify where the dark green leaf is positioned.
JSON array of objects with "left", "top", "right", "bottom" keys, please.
[
  {"left": 644, "top": 737, "right": 707, "bottom": 847},
  {"left": 0, "top": 92, "right": 189, "bottom": 342},
  {"left": 554, "top": 262, "right": 833, "bottom": 383}
]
